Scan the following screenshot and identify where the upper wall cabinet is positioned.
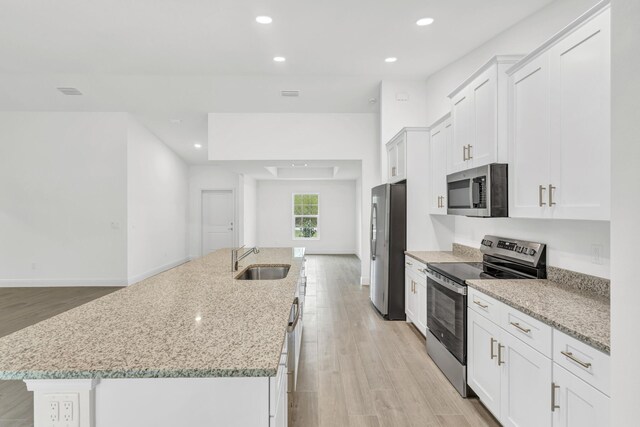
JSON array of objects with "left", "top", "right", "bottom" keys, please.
[
  {"left": 387, "top": 131, "right": 407, "bottom": 183},
  {"left": 429, "top": 114, "right": 451, "bottom": 215},
  {"left": 508, "top": 1, "right": 610, "bottom": 220},
  {"left": 447, "top": 55, "right": 523, "bottom": 175}
]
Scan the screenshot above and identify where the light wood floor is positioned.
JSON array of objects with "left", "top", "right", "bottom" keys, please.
[
  {"left": 0, "top": 286, "right": 121, "bottom": 427},
  {"left": 292, "top": 255, "right": 500, "bottom": 427},
  {"left": 0, "top": 256, "right": 499, "bottom": 427}
]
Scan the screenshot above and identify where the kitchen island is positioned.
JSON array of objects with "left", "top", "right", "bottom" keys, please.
[{"left": 0, "top": 247, "right": 306, "bottom": 427}]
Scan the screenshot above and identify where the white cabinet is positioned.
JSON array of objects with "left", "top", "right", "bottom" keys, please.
[
  {"left": 429, "top": 114, "right": 450, "bottom": 214},
  {"left": 500, "top": 329, "right": 553, "bottom": 427},
  {"left": 386, "top": 132, "right": 407, "bottom": 183},
  {"left": 468, "top": 308, "right": 502, "bottom": 417},
  {"left": 467, "top": 287, "right": 609, "bottom": 427},
  {"left": 404, "top": 256, "right": 427, "bottom": 336},
  {"left": 552, "top": 363, "right": 610, "bottom": 427},
  {"left": 508, "top": 4, "right": 610, "bottom": 220},
  {"left": 448, "top": 55, "right": 521, "bottom": 174}
]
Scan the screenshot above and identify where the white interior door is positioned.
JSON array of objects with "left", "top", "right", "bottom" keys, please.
[{"left": 202, "top": 190, "right": 235, "bottom": 256}]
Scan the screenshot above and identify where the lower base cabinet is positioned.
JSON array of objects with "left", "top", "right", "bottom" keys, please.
[
  {"left": 405, "top": 259, "right": 427, "bottom": 336},
  {"left": 467, "top": 290, "right": 609, "bottom": 427},
  {"left": 552, "top": 363, "right": 610, "bottom": 427}
]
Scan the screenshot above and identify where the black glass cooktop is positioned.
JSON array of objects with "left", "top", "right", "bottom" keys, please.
[{"left": 427, "top": 262, "right": 524, "bottom": 285}]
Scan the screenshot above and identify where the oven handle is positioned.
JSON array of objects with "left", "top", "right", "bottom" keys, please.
[{"left": 426, "top": 269, "right": 467, "bottom": 295}]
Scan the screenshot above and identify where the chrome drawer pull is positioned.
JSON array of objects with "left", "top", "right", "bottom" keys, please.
[
  {"left": 473, "top": 300, "right": 488, "bottom": 309},
  {"left": 510, "top": 322, "right": 531, "bottom": 333},
  {"left": 551, "top": 382, "right": 560, "bottom": 411},
  {"left": 497, "top": 343, "right": 505, "bottom": 366},
  {"left": 406, "top": 262, "right": 413, "bottom": 266},
  {"left": 560, "top": 351, "right": 592, "bottom": 369},
  {"left": 539, "top": 185, "right": 547, "bottom": 207}
]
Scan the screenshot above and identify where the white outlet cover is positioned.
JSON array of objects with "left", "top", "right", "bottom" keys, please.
[{"left": 43, "top": 393, "right": 79, "bottom": 427}]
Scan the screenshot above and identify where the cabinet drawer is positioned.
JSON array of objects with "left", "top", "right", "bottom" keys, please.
[
  {"left": 553, "top": 329, "right": 610, "bottom": 396},
  {"left": 500, "top": 305, "right": 552, "bottom": 358},
  {"left": 468, "top": 287, "right": 502, "bottom": 324},
  {"left": 405, "top": 256, "right": 427, "bottom": 279}
]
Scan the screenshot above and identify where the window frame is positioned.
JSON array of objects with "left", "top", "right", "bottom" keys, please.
[{"left": 292, "top": 193, "right": 320, "bottom": 240}]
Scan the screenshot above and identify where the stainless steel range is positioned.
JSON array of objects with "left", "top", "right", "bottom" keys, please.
[{"left": 425, "top": 235, "right": 547, "bottom": 397}]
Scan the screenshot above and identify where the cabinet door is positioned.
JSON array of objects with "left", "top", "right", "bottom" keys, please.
[
  {"left": 509, "top": 54, "right": 552, "bottom": 218},
  {"left": 549, "top": 9, "right": 610, "bottom": 220},
  {"left": 405, "top": 269, "right": 416, "bottom": 322},
  {"left": 552, "top": 363, "right": 610, "bottom": 427},
  {"left": 416, "top": 280, "right": 427, "bottom": 336},
  {"left": 467, "top": 309, "right": 502, "bottom": 418},
  {"left": 387, "top": 143, "right": 398, "bottom": 183},
  {"left": 470, "top": 67, "right": 498, "bottom": 168},
  {"left": 500, "top": 331, "right": 553, "bottom": 427},
  {"left": 396, "top": 135, "right": 407, "bottom": 181},
  {"left": 450, "top": 88, "right": 473, "bottom": 173},
  {"left": 429, "top": 121, "right": 449, "bottom": 214}
]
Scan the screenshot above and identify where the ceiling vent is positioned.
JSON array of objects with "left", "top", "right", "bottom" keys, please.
[
  {"left": 57, "top": 87, "right": 83, "bottom": 96},
  {"left": 281, "top": 90, "right": 300, "bottom": 97}
]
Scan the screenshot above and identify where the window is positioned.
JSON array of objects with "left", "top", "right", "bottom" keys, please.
[{"left": 293, "top": 193, "right": 319, "bottom": 239}]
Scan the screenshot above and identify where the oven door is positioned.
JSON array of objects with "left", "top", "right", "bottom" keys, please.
[{"left": 426, "top": 273, "right": 467, "bottom": 364}]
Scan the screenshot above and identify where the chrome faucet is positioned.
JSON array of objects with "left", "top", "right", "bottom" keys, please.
[{"left": 231, "top": 245, "right": 260, "bottom": 271}]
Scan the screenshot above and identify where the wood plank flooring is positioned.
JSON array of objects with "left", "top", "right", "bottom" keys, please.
[
  {"left": 0, "top": 256, "right": 499, "bottom": 427},
  {"left": 292, "top": 255, "right": 500, "bottom": 427},
  {"left": 0, "top": 286, "right": 121, "bottom": 427}
]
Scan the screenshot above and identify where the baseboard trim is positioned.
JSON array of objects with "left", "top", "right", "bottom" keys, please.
[
  {"left": 127, "top": 258, "right": 190, "bottom": 285},
  {"left": 360, "top": 276, "right": 370, "bottom": 286},
  {"left": 0, "top": 278, "right": 127, "bottom": 287}
]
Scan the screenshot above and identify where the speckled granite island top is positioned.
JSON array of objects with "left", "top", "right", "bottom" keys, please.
[
  {"left": 466, "top": 279, "right": 610, "bottom": 354},
  {"left": 0, "top": 248, "right": 304, "bottom": 380}
]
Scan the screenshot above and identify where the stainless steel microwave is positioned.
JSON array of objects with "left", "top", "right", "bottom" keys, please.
[{"left": 446, "top": 163, "right": 508, "bottom": 217}]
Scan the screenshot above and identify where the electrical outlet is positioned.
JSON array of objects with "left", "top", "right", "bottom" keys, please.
[
  {"left": 43, "top": 393, "right": 79, "bottom": 427},
  {"left": 61, "top": 401, "right": 73, "bottom": 422},
  {"left": 49, "top": 401, "right": 59, "bottom": 422},
  {"left": 591, "top": 244, "right": 604, "bottom": 265}
]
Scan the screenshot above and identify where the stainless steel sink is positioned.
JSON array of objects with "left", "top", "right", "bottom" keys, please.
[{"left": 235, "top": 265, "right": 291, "bottom": 280}]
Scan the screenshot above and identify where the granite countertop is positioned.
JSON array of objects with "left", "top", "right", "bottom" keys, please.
[
  {"left": 0, "top": 248, "right": 304, "bottom": 380},
  {"left": 405, "top": 244, "right": 483, "bottom": 264},
  {"left": 466, "top": 279, "right": 610, "bottom": 354}
]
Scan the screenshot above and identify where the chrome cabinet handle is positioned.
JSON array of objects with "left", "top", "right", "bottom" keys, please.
[
  {"left": 551, "top": 382, "right": 560, "bottom": 411},
  {"left": 391, "top": 166, "right": 397, "bottom": 177},
  {"left": 473, "top": 300, "right": 488, "bottom": 309},
  {"left": 560, "top": 351, "right": 592, "bottom": 369},
  {"left": 510, "top": 322, "right": 531, "bottom": 334},
  {"left": 406, "top": 262, "right": 413, "bottom": 266},
  {"left": 549, "top": 184, "right": 556, "bottom": 206},
  {"left": 467, "top": 144, "right": 473, "bottom": 159},
  {"left": 287, "top": 297, "right": 300, "bottom": 332},
  {"left": 418, "top": 268, "right": 427, "bottom": 274},
  {"left": 437, "top": 196, "right": 441, "bottom": 208},
  {"left": 463, "top": 145, "right": 468, "bottom": 161},
  {"left": 497, "top": 343, "right": 505, "bottom": 365},
  {"left": 539, "top": 185, "right": 547, "bottom": 207},
  {"left": 490, "top": 337, "right": 497, "bottom": 360}
]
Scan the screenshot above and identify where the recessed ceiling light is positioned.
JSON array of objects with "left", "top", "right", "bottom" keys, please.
[
  {"left": 57, "top": 87, "right": 82, "bottom": 96},
  {"left": 256, "top": 16, "right": 272, "bottom": 24},
  {"left": 273, "top": 56, "right": 286, "bottom": 62},
  {"left": 385, "top": 57, "right": 397, "bottom": 63},
  {"left": 416, "top": 17, "right": 434, "bottom": 26},
  {"left": 194, "top": 143, "right": 202, "bottom": 149}
]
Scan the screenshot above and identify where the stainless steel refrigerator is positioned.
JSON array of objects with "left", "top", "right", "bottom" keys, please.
[{"left": 370, "top": 183, "right": 406, "bottom": 320}]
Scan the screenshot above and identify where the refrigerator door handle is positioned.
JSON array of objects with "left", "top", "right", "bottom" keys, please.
[{"left": 370, "top": 203, "right": 377, "bottom": 260}]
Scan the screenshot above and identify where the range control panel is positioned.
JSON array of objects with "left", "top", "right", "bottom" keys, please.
[{"left": 480, "top": 235, "right": 546, "bottom": 266}]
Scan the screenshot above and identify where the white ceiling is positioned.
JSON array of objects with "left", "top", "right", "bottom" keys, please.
[{"left": 0, "top": 0, "right": 555, "bottom": 169}]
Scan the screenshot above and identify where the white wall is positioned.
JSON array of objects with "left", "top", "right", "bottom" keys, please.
[
  {"left": 256, "top": 180, "right": 357, "bottom": 254},
  {"left": 208, "top": 113, "right": 379, "bottom": 283},
  {"left": 126, "top": 117, "right": 189, "bottom": 284},
  {"left": 379, "top": 80, "right": 428, "bottom": 174},
  {"left": 422, "top": 0, "right": 610, "bottom": 277},
  {"left": 187, "top": 165, "right": 241, "bottom": 259},
  {"left": 611, "top": 0, "right": 640, "bottom": 423},
  {"left": 240, "top": 175, "right": 257, "bottom": 247},
  {"left": 0, "top": 112, "right": 128, "bottom": 286}
]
